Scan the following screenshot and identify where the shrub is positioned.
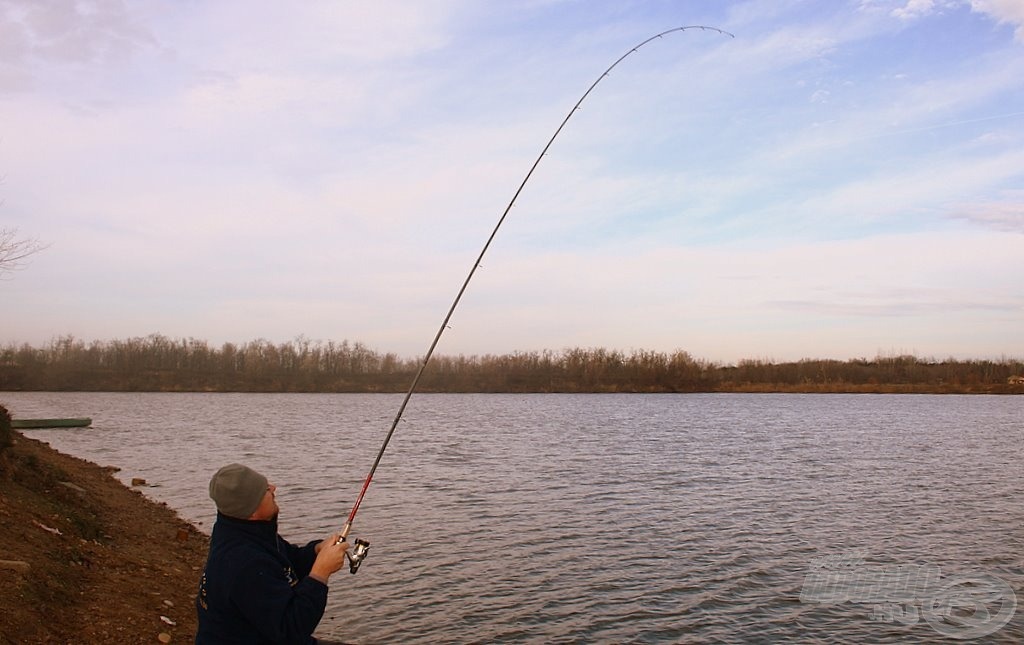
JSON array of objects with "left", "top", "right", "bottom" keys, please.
[{"left": 0, "top": 404, "right": 12, "bottom": 453}]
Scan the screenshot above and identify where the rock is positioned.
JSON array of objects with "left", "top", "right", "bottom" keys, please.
[
  {"left": 59, "top": 481, "right": 87, "bottom": 494},
  {"left": 0, "top": 560, "right": 30, "bottom": 574},
  {"left": 158, "top": 632, "right": 172, "bottom": 643},
  {"left": 32, "top": 519, "right": 62, "bottom": 536},
  {"left": 131, "top": 477, "right": 147, "bottom": 487}
]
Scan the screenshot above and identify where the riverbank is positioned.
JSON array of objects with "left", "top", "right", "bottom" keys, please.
[{"left": 0, "top": 430, "right": 208, "bottom": 643}]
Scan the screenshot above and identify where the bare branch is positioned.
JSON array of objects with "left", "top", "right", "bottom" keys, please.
[{"left": 0, "top": 228, "right": 49, "bottom": 277}]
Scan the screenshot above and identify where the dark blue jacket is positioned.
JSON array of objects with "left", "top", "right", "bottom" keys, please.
[{"left": 196, "top": 513, "right": 328, "bottom": 644}]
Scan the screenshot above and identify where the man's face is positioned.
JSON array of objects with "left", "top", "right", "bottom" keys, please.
[{"left": 250, "top": 482, "right": 279, "bottom": 520}]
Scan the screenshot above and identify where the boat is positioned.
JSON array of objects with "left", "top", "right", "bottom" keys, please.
[{"left": 11, "top": 418, "right": 92, "bottom": 429}]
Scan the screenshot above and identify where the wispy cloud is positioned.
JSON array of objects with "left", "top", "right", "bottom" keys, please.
[{"left": 949, "top": 191, "right": 1024, "bottom": 232}]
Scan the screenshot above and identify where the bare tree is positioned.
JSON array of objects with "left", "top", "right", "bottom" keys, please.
[{"left": 0, "top": 228, "right": 47, "bottom": 277}]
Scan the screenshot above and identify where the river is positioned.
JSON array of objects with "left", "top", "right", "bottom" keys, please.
[{"left": 2, "top": 392, "right": 1021, "bottom": 643}]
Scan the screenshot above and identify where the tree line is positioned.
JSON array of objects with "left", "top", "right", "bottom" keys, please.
[{"left": 1, "top": 334, "right": 1022, "bottom": 394}]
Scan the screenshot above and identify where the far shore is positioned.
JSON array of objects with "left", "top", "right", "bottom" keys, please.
[{"left": 3, "top": 336, "right": 1021, "bottom": 394}]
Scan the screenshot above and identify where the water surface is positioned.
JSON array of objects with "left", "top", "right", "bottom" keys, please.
[{"left": 3, "top": 392, "right": 1021, "bottom": 643}]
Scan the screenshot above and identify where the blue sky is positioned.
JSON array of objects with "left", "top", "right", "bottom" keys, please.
[{"left": 1, "top": 0, "right": 1022, "bottom": 363}]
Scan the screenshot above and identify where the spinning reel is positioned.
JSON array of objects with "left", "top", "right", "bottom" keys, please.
[{"left": 338, "top": 536, "right": 371, "bottom": 574}]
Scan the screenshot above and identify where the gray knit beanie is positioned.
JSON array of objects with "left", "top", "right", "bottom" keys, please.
[{"left": 209, "top": 463, "right": 269, "bottom": 519}]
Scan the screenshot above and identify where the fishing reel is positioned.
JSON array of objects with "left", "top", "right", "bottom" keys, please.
[{"left": 340, "top": 537, "right": 370, "bottom": 574}]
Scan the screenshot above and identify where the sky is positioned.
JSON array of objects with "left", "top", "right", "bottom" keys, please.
[{"left": 1, "top": 0, "right": 1022, "bottom": 364}]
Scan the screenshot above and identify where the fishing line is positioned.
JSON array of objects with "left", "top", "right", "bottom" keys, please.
[{"left": 338, "top": 25, "right": 734, "bottom": 572}]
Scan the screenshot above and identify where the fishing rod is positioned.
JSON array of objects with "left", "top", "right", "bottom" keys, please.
[{"left": 338, "top": 25, "right": 734, "bottom": 573}]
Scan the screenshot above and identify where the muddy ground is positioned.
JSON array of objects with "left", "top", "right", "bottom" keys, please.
[{"left": 0, "top": 431, "right": 209, "bottom": 644}]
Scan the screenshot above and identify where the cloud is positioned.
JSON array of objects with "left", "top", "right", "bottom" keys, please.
[
  {"left": 949, "top": 193, "right": 1024, "bottom": 232},
  {"left": 892, "top": 0, "right": 943, "bottom": 20},
  {"left": 971, "top": 0, "right": 1024, "bottom": 40},
  {"left": 855, "top": 0, "right": 964, "bottom": 22},
  {"left": 0, "top": 0, "right": 155, "bottom": 92},
  {"left": 872, "top": 0, "right": 1024, "bottom": 39},
  {"left": 768, "top": 293, "right": 1020, "bottom": 317}
]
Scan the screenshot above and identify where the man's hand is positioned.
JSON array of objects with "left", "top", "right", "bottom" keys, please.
[
  {"left": 314, "top": 532, "right": 341, "bottom": 554},
  {"left": 310, "top": 533, "right": 349, "bottom": 583}
]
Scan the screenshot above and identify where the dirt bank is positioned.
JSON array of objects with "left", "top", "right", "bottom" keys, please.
[{"left": 0, "top": 430, "right": 209, "bottom": 644}]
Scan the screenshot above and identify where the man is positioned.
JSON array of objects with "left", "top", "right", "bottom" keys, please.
[{"left": 196, "top": 463, "right": 349, "bottom": 644}]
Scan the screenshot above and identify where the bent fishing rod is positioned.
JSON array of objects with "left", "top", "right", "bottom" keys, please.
[{"left": 337, "top": 25, "right": 733, "bottom": 573}]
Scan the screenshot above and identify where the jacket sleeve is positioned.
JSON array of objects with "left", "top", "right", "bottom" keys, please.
[
  {"left": 231, "top": 551, "right": 329, "bottom": 644},
  {"left": 281, "top": 537, "right": 322, "bottom": 579}
]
